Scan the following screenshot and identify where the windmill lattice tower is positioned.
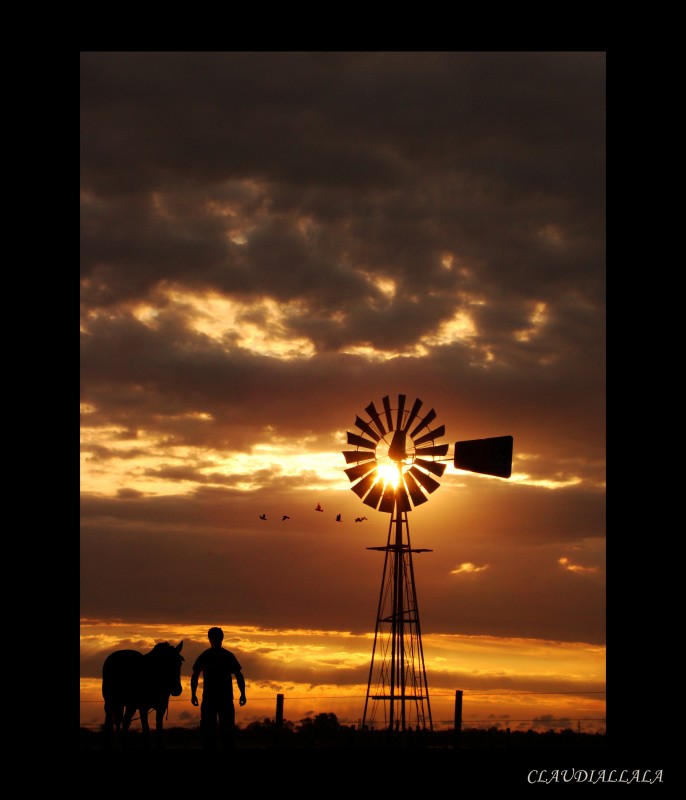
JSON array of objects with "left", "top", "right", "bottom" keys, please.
[{"left": 342, "top": 394, "right": 512, "bottom": 736}]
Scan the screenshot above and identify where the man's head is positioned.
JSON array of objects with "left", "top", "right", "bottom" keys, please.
[{"left": 208, "top": 627, "right": 224, "bottom": 644}]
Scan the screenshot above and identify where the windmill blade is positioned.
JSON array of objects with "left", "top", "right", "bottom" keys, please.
[
  {"left": 414, "top": 443, "right": 449, "bottom": 458},
  {"left": 351, "top": 471, "right": 378, "bottom": 499},
  {"left": 388, "top": 429, "right": 408, "bottom": 462},
  {"left": 346, "top": 431, "right": 377, "bottom": 450},
  {"left": 403, "top": 470, "right": 428, "bottom": 506},
  {"left": 454, "top": 435, "right": 513, "bottom": 478},
  {"left": 378, "top": 482, "right": 397, "bottom": 513},
  {"left": 396, "top": 394, "right": 406, "bottom": 430},
  {"left": 414, "top": 458, "right": 447, "bottom": 478},
  {"left": 342, "top": 450, "right": 376, "bottom": 464},
  {"left": 413, "top": 424, "right": 446, "bottom": 447},
  {"left": 394, "top": 484, "right": 413, "bottom": 512},
  {"left": 355, "top": 415, "right": 381, "bottom": 442},
  {"left": 344, "top": 462, "right": 378, "bottom": 483},
  {"left": 409, "top": 408, "right": 436, "bottom": 438},
  {"left": 363, "top": 480, "right": 385, "bottom": 509},
  {"left": 409, "top": 466, "right": 441, "bottom": 494},
  {"left": 382, "top": 395, "right": 394, "bottom": 431},
  {"left": 402, "top": 397, "right": 423, "bottom": 432},
  {"left": 365, "top": 401, "right": 387, "bottom": 437}
]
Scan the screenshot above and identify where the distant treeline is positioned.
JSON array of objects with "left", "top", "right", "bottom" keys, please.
[{"left": 81, "top": 711, "right": 606, "bottom": 750}]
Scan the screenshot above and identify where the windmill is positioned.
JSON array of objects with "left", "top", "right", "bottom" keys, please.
[{"left": 342, "top": 393, "right": 513, "bottom": 735}]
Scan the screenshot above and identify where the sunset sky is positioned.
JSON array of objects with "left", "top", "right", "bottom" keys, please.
[{"left": 80, "top": 52, "right": 606, "bottom": 734}]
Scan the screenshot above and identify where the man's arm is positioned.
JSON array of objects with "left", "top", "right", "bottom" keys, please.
[
  {"left": 235, "top": 670, "right": 247, "bottom": 706},
  {"left": 190, "top": 670, "right": 200, "bottom": 706}
]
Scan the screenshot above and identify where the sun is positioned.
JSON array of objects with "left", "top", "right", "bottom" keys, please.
[{"left": 375, "top": 463, "right": 401, "bottom": 488}]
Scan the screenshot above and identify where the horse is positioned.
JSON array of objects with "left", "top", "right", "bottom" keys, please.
[{"left": 102, "top": 640, "right": 184, "bottom": 746}]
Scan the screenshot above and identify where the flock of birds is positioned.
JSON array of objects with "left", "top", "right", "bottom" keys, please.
[{"left": 259, "top": 504, "right": 368, "bottom": 523}]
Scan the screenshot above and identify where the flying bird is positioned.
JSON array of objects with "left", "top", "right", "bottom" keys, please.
[
  {"left": 315, "top": 503, "right": 324, "bottom": 512},
  {"left": 259, "top": 514, "right": 267, "bottom": 520},
  {"left": 336, "top": 514, "right": 341, "bottom": 522},
  {"left": 355, "top": 517, "right": 367, "bottom": 522},
  {"left": 282, "top": 515, "right": 290, "bottom": 521}
]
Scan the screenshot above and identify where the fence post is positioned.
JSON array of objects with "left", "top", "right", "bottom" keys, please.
[
  {"left": 275, "top": 693, "right": 284, "bottom": 748},
  {"left": 453, "top": 690, "right": 463, "bottom": 749}
]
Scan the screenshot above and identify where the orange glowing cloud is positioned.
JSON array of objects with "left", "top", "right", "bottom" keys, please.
[
  {"left": 558, "top": 557, "right": 598, "bottom": 575},
  {"left": 450, "top": 562, "right": 489, "bottom": 575}
]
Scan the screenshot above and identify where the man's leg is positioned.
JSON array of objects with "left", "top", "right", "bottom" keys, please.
[
  {"left": 200, "top": 700, "right": 217, "bottom": 750},
  {"left": 218, "top": 701, "right": 236, "bottom": 749}
]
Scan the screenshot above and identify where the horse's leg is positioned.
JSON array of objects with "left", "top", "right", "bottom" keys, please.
[
  {"left": 103, "top": 702, "right": 115, "bottom": 747},
  {"left": 140, "top": 708, "right": 151, "bottom": 746},
  {"left": 154, "top": 705, "right": 167, "bottom": 748},
  {"left": 113, "top": 703, "right": 124, "bottom": 743},
  {"left": 122, "top": 705, "right": 136, "bottom": 747}
]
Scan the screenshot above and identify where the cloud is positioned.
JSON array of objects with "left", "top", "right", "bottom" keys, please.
[
  {"left": 558, "top": 556, "right": 599, "bottom": 575},
  {"left": 450, "top": 562, "right": 489, "bottom": 575}
]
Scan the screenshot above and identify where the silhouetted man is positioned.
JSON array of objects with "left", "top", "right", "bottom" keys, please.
[{"left": 190, "top": 627, "right": 247, "bottom": 750}]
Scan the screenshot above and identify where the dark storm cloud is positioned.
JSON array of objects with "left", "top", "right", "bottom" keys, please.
[
  {"left": 81, "top": 52, "right": 604, "bottom": 328},
  {"left": 81, "top": 52, "right": 603, "bottom": 196},
  {"left": 81, "top": 52, "right": 605, "bottom": 646}
]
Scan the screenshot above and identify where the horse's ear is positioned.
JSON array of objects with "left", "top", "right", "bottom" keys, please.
[{"left": 176, "top": 641, "right": 183, "bottom": 652}]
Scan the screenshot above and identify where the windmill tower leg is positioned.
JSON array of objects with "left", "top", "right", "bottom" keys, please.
[{"left": 362, "top": 506, "right": 433, "bottom": 739}]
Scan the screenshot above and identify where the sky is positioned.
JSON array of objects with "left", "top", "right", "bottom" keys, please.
[{"left": 80, "top": 52, "right": 606, "bottom": 734}]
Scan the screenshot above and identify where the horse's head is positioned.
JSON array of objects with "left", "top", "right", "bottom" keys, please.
[{"left": 150, "top": 641, "right": 185, "bottom": 697}]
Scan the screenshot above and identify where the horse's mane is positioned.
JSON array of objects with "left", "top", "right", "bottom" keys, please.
[{"left": 148, "top": 641, "right": 185, "bottom": 661}]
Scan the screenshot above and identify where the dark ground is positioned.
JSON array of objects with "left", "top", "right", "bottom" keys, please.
[{"left": 78, "top": 727, "right": 669, "bottom": 788}]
